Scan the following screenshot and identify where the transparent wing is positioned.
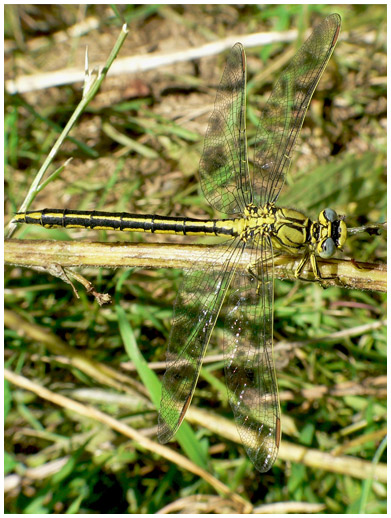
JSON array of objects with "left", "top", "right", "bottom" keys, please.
[
  {"left": 224, "top": 235, "right": 280, "bottom": 472},
  {"left": 158, "top": 238, "right": 244, "bottom": 443},
  {"left": 253, "top": 13, "right": 341, "bottom": 206},
  {"left": 199, "top": 43, "right": 252, "bottom": 215}
]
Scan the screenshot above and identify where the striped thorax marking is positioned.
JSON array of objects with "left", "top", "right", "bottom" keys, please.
[{"left": 240, "top": 202, "right": 310, "bottom": 252}]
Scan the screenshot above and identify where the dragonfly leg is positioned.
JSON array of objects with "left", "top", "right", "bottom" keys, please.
[
  {"left": 295, "top": 250, "right": 338, "bottom": 287},
  {"left": 295, "top": 250, "right": 325, "bottom": 281}
]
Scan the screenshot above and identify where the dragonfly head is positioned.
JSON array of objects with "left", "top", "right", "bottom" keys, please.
[{"left": 316, "top": 208, "right": 347, "bottom": 258}]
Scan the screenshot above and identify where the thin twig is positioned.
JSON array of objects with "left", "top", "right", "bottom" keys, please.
[
  {"left": 5, "top": 239, "right": 387, "bottom": 292},
  {"left": 6, "top": 28, "right": 299, "bottom": 95},
  {"left": 186, "top": 407, "right": 387, "bottom": 482}
]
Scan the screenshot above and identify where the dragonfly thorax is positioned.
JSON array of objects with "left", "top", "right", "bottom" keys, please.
[
  {"left": 241, "top": 203, "right": 347, "bottom": 261},
  {"left": 241, "top": 203, "right": 276, "bottom": 241},
  {"left": 241, "top": 202, "right": 312, "bottom": 253}
]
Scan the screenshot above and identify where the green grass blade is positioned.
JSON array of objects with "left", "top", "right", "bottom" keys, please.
[{"left": 116, "top": 303, "right": 209, "bottom": 469}]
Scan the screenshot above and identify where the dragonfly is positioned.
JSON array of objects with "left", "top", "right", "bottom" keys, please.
[{"left": 14, "top": 13, "right": 345, "bottom": 472}]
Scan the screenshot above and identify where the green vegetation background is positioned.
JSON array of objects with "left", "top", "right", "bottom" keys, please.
[{"left": 5, "top": 4, "right": 386, "bottom": 514}]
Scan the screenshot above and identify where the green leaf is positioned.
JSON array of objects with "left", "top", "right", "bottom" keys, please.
[{"left": 116, "top": 303, "right": 209, "bottom": 469}]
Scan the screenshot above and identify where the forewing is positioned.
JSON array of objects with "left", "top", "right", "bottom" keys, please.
[
  {"left": 158, "top": 239, "right": 244, "bottom": 443},
  {"left": 253, "top": 13, "right": 341, "bottom": 206},
  {"left": 199, "top": 43, "right": 252, "bottom": 215},
  {"left": 224, "top": 235, "right": 280, "bottom": 472}
]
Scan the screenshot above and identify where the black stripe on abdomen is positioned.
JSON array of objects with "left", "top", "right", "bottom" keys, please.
[{"left": 14, "top": 208, "right": 237, "bottom": 237}]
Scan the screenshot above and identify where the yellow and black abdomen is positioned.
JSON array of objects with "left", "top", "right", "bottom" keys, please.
[{"left": 13, "top": 209, "right": 241, "bottom": 237}]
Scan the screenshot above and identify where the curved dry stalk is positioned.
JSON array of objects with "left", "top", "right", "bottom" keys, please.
[{"left": 4, "top": 368, "right": 251, "bottom": 513}]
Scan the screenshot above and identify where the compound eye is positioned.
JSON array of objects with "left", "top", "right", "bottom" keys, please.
[
  {"left": 319, "top": 237, "right": 336, "bottom": 258},
  {"left": 323, "top": 208, "right": 338, "bottom": 222}
]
